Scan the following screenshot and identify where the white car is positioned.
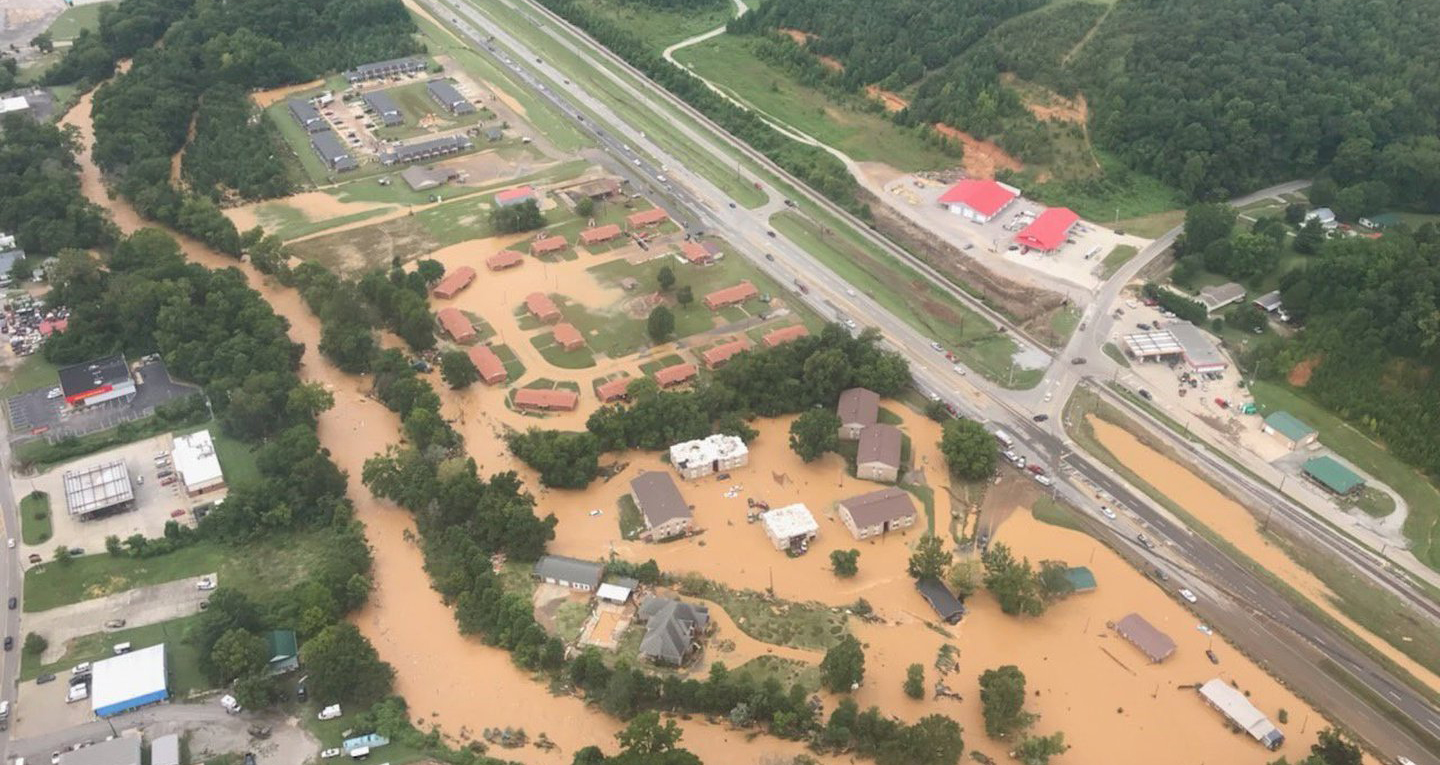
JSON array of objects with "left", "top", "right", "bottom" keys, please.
[
  {"left": 6, "top": 538, "right": 13, "bottom": 549},
  {"left": 46, "top": 387, "right": 61, "bottom": 400},
  {"left": 196, "top": 577, "right": 216, "bottom": 591},
  {"left": 930, "top": 342, "right": 944, "bottom": 352},
  {"left": 1179, "top": 588, "right": 1198, "bottom": 604},
  {"left": 952, "top": 365, "right": 967, "bottom": 376},
  {"left": 320, "top": 749, "right": 342, "bottom": 759},
  {"left": 1196, "top": 623, "right": 1213, "bottom": 635},
  {"left": 1099, "top": 506, "right": 1116, "bottom": 520},
  {"left": 318, "top": 704, "right": 343, "bottom": 721}
]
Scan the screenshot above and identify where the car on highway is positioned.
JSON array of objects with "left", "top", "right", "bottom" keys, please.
[
  {"left": 6, "top": 538, "right": 12, "bottom": 548},
  {"left": 2, "top": 637, "right": 10, "bottom": 651},
  {"left": 1136, "top": 533, "right": 1155, "bottom": 549},
  {"left": 1032, "top": 414, "right": 1048, "bottom": 422},
  {"left": 7, "top": 597, "right": 15, "bottom": 610},
  {"left": 1099, "top": 506, "right": 1116, "bottom": 520},
  {"left": 729, "top": 202, "right": 736, "bottom": 208},
  {"left": 763, "top": 252, "right": 773, "bottom": 261},
  {"left": 953, "top": 365, "right": 966, "bottom": 375},
  {"left": 1138, "top": 389, "right": 1153, "bottom": 400},
  {"left": 766, "top": 231, "right": 776, "bottom": 238},
  {"left": 1179, "top": 588, "right": 1198, "bottom": 603}
]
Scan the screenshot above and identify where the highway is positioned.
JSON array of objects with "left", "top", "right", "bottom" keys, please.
[
  {"left": 422, "top": 0, "right": 1440, "bottom": 759},
  {"left": 0, "top": 424, "right": 21, "bottom": 763}
]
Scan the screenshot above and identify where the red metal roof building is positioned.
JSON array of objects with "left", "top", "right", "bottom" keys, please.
[
  {"left": 763, "top": 324, "right": 809, "bottom": 348},
  {"left": 514, "top": 387, "right": 579, "bottom": 411},
  {"left": 436, "top": 307, "right": 476, "bottom": 343},
  {"left": 525, "top": 292, "right": 561, "bottom": 324},
  {"left": 467, "top": 345, "right": 507, "bottom": 385},
  {"left": 703, "top": 281, "right": 759, "bottom": 310},
  {"left": 596, "top": 377, "right": 632, "bottom": 403},
  {"left": 679, "top": 242, "right": 712, "bottom": 265},
  {"left": 938, "top": 179, "right": 1020, "bottom": 223},
  {"left": 626, "top": 208, "right": 669, "bottom": 228},
  {"left": 653, "top": 362, "right": 697, "bottom": 388},
  {"left": 486, "top": 250, "right": 524, "bottom": 271},
  {"left": 39, "top": 318, "right": 68, "bottom": 336},
  {"left": 431, "top": 266, "right": 477, "bottom": 299},
  {"left": 580, "top": 224, "right": 623, "bottom": 246},
  {"left": 552, "top": 322, "right": 585, "bottom": 351},
  {"left": 701, "top": 338, "right": 751, "bottom": 369},
  {"left": 1014, "top": 207, "right": 1079, "bottom": 253},
  {"left": 531, "top": 235, "right": 567, "bottom": 255},
  {"left": 494, "top": 185, "right": 536, "bottom": 207}
]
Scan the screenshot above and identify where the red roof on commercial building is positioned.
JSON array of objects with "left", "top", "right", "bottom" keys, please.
[
  {"left": 526, "top": 292, "right": 561, "bottom": 323},
  {"left": 596, "top": 377, "right": 632, "bottom": 402},
  {"left": 653, "top": 362, "right": 697, "bottom": 387},
  {"left": 679, "top": 242, "right": 711, "bottom": 264},
  {"left": 938, "top": 179, "right": 1018, "bottom": 218},
  {"left": 703, "top": 281, "right": 759, "bottom": 309},
  {"left": 552, "top": 322, "right": 585, "bottom": 350},
  {"left": 1015, "top": 207, "right": 1080, "bottom": 252},
  {"left": 701, "top": 338, "right": 751, "bottom": 368},
  {"left": 431, "top": 266, "right": 477, "bottom": 299},
  {"left": 495, "top": 185, "right": 535, "bottom": 204},
  {"left": 487, "top": 250, "right": 524, "bottom": 270},
  {"left": 532, "top": 235, "right": 567, "bottom": 254},
  {"left": 580, "top": 224, "right": 623, "bottom": 245},
  {"left": 436, "top": 307, "right": 475, "bottom": 342},
  {"left": 467, "top": 345, "right": 507, "bottom": 384},
  {"left": 514, "top": 387, "right": 579, "bottom": 411},
  {"left": 627, "top": 208, "right": 669, "bottom": 228},
  {"left": 763, "top": 324, "right": 809, "bottom": 348}
]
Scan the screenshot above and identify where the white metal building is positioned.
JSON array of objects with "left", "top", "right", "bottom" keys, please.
[
  {"left": 59, "top": 736, "right": 141, "bottom": 765},
  {"left": 150, "top": 734, "right": 181, "bottom": 765},
  {"left": 172, "top": 430, "right": 226, "bottom": 497},
  {"left": 1197, "top": 678, "right": 1284, "bottom": 749},
  {"left": 92, "top": 644, "right": 168, "bottom": 717},
  {"left": 668, "top": 434, "right": 749, "bottom": 480},
  {"left": 760, "top": 504, "right": 819, "bottom": 551},
  {"left": 63, "top": 461, "right": 135, "bottom": 519}
]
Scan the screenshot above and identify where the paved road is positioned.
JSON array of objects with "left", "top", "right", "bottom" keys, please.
[
  {"left": 426, "top": 1, "right": 1439, "bottom": 760},
  {"left": 0, "top": 419, "right": 22, "bottom": 760},
  {"left": 24, "top": 574, "right": 215, "bottom": 664}
]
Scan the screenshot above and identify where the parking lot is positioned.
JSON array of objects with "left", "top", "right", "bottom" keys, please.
[
  {"left": 5, "top": 359, "right": 199, "bottom": 444},
  {"left": 21, "top": 434, "right": 214, "bottom": 558}
]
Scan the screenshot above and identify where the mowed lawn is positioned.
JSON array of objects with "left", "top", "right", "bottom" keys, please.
[
  {"left": 674, "top": 34, "right": 957, "bottom": 172},
  {"left": 44, "top": 0, "right": 111, "bottom": 41},
  {"left": 370, "top": 79, "right": 493, "bottom": 141},
  {"left": 580, "top": 0, "right": 735, "bottom": 49}
]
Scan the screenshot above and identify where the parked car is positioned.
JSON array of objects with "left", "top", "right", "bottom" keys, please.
[
  {"left": 1026, "top": 464, "right": 1045, "bottom": 476},
  {"left": 930, "top": 342, "right": 944, "bottom": 352},
  {"left": 1032, "top": 414, "right": 1048, "bottom": 422},
  {"left": 320, "top": 749, "right": 341, "bottom": 759},
  {"left": 1206, "top": 649, "right": 1220, "bottom": 664},
  {"left": 27, "top": 553, "right": 41, "bottom": 564},
  {"left": 2, "top": 637, "right": 11, "bottom": 651},
  {"left": 68, "top": 547, "right": 84, "bottom": 556},
  {"left": 1071, "top": 357, "right": 1087, "bottom": 364},
  {"left": 318, "top": 704, "right": 343, "bottom": 721},
  {"left": 170, "top": 509, "right": 187, "bottom": 518},
  {"left": 36, "top": 673, "right": 56, "bottom": 684},
  {"left": 1138, "top": 389, "right": 1153, "bottom": 400},
  {"left": 103, "top": 619, "right": 126, "bottom": 629},
  {"left": 1179, "top": 588, "right": 1198, "bottom": 603},
  {"left": 197, "top": 577, "right": 216, "bottom": 591}
]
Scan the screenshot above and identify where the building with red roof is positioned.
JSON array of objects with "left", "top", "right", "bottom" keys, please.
[
  {"left": 487, "top": 250, "right": 524, "bottom": 271},
  {"left": 467, "top": 345, "right": 507, "bottom": 385},
  {"left": 763, "top": 324, "right": 809, "bottom": 348},
  {"left": 514, "top": 387, "right": 579, "bottom": 411},
  {"left": 626, "top": 208, "right": 669, "bottom": 228},
  {"left": 495, "top": 185, "right": 536, "bottom": 207},
  {"left": 678, "top": 242, "right": 712, "bottom": 265},
  {"left": 431, "top": 266, "right": 477, "bottom": 299},
  {"left": 38, "top": 318, "right": 68, "bottom": 337},
  {"left": 580, "top": 224, "right": 623, "bottom": 246},
  {"left": 436, "top": 307, "right": 476, "bottom": 343},
  {"left": 701, "top": 338, "right": 751, "bottom": 369},
  {"left": 703, "top": 281, "right": 758, "bottom": 310},
  {"left": 552, "top": 322, "right": 585, "bottom": 351},
  {"left": 1015, "top": 207, "right": 1079, "bottom": 253},
  {"left": 531, "top": 235, "right": 567, "bottom": 255},
  {"left": 596, "top": 377, "right": 632, "bottom": 403},
  {"left": 938, "top": 179, "right": 1020, "bottom": 223},
  {"left": 653, "top": 363, "right": 697, "bottom": 388},
  {"left": 525, "top": 292, "right": 561, "bottom": 324}
]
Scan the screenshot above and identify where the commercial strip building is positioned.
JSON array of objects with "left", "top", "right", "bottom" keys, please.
[
  {"left": 1122, "top": 324, "right": 1228, "bottom": 374},
  {"left": 703, "top": 281, "right": 758, "bottom": 310},
  {"left": 938, "top": 179, "right": 1019, "bottom": 223},
  {"left": 427, "top": 79, "right": 476, "bottom": 114},
  {"left": 837, "top": 487, "right": 917, "bottom": 540},
  {"left": 1014, "top": 207, "right": 1079, "bottom": 253},
  {"left": 172, "top": 430, "right": 225, "bottom": 497},
  {"left": 344, "top": 56, "right": 426, "bottom": 83},
  {"left": 1197, "top": 679, "right": 1285, "bottom": 750},
  {"left": 467, "top": 345, "right": 507, "bottom": 385},
  {"left": 399, "top": 165, "right": 460, "bottom": 192},
  {"left": 380, "top": 135, "right": 472, "bottom": 166},
  {"left": 436, "top": 308, "right": 476, "bottom": 343},
  {"left": 760, "top": 504, "right": 818, "bottom": 553},
  {"left": 525, "top": 292, "right": 562, "bottom": 323},
  {"left": 362, "top": 90, "right": 404, "bottom": 126},
  {"left": 580, "top": 224, "right": 623, "bottom": 246},
  {"left": 513, "top": 388, "right": 579, "bottom": 411},
  {"left": 837, "top": 386, "right": 880, "bottom": 440},
  {"left": 92, "top": 644, "right": 168, "bottom": 717},
  {"left": 669, "top": 434, "right": 749, "bottom": 479},
  {"left": 533, "top": 555, "right": 603, "bottom": 591},
  {"left": 310, "top": 131, "right": 357, "bottom": 172},
  {"left": 763, "top": 324, "right": 809, "bottom": 348},
  {"left": 1113, "top": 613, "right": 1175, "bottom": 662},
  {"left": 1262, "top": 411, "right": 1317, "bottom": 450},
  {"left": 629, "top": 471, "right": 693, "bottom": 541},
  {"left": 1302, "top": 456, "right": 1365, "bottom": 496},
  {"left": 59, "top": 354, "right": 136, "bottom": 408},
  {"left": 701, "top": 338, "right": 751, "bottom": 369},
  {"left": 63, "top": 461, "right": 135, "bottom": 519},
  {"left": 653, "top": 362, "right": 697, "bottom": 388},
  {"left": 856, "top": 423, "right": 902, "bottom": 483}
]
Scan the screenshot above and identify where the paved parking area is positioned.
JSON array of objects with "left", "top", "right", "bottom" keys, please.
[
  {"left": 5, "top": 360, "right": 200, "bottom": 444},
  {"left": 12, "top": 675, "right": 91, "bottom": 739},
  {"left": 26, "top": 574, "right": 217, "bottom": 663}
]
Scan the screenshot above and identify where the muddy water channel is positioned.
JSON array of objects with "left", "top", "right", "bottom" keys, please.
[{"left": 57, "top": 87, "right": 1348, "bottom": 763}]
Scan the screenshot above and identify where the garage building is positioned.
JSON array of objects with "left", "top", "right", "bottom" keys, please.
[
  {"left": 92, "top": 644, "right": 168, "bottom": 717},
  {"left": 173, "top": 429, "right": 226, "bottom": 496},
  {"left": 938, "top": 179, "right": 1020, "bottom": 223},
  {"left": 59, "top": 736, "right": 141, "bottom": 765},
  {"left": 63, "top": 460, "right": 135, "bottom": 519},
  {"left": 59, "top": 354, "right": 136, "bottom": 408}
]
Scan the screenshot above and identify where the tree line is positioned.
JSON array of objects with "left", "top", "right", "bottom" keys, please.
[{"left": 0, "top": 116, "right": 117, "bottom": 257}]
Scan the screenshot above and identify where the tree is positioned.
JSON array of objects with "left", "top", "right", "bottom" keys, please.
[
  {"left": 947, "top": 557, "right": 983, "bottom": 599},
  {"left": 907, "top": 534, "right": 951, "bottom": 581},
  {"left": 1014, "top": 733, "right": 1068, "bottom": 765},
  {"left": 233, "top": 672, "right": 275, "bottom": 711},
  {"left": 903, "top": 663, "right": 925, "bottom": 699},
  {"left": 575, "top": 197, "right": 596, "bottom": 217},
  {"left": 23, "top": 632, "right": 46, "bottom": 656},
  {"left": 657, "top": 266, "right": 675, "bottom": 291},
  {"left": 299, "top": 623, "right": 394, "bottom": 706},
  {"left": 830, "top": 549, "right": 860, "bottom": 577},
  {"left": 676, "top": 285, "right": 694, "bottom": 307},
  {"left": 1294, "top": 218, "right": 1325, "bottom": 254},
  {"left": 1182, "top": 203, "right": 1237, "bottom": 255},
  {"left": 878, "top": 714, "right": 964, "bottom": 765},
  {"left": 105, "top": 535, "right": 123, "bottom": 556},
  {"left": 939, "top": 418, "right": 997, "bottom": 480},
  {"left": 53, "top": 544, "right": 72, "bottom": 565},
  {"left": 647, "top": 306, "right": 675, "bottom": 342},
  {"left": 788, "top": 409, "right": 841, "bottom": 462},
  {"left": 507, "top": 428, "right": 601, "bottom": 489},
  {"left": 30, "top": 32, "right": 53, "bottom": 54},
  {"left": 982, "top": 543, "right": 1045, "bottom": 616},
  {"left": 1306, "top": 728, "right": 1362, "bottom": 765},
  {"left": 285, "top": 381, "right": 335, "bottom": 423},
  {"left": 615, "top": 711, "right": 683, "bottom": 755},
  {"left": 210, "top": 628, "right": 269, "bottom": 683},
  {"left": 1226, "top": 304, "right": 1267, "bottom": 333},
  {"left": 440, "top": 349, "right": 479, "bottom": 389},
  {"left": 924, "top": 400, "right": 949, "bottom": 422},
  {"left": 979, "top": 665, "right": 1033, "bottom": 739},
  {"left": 489, "top": 199, "right": 545, "bottom": 234},
  {"left": 820, "top": 635, "right": 865, "bottom": 692},
  {"left": 1037, "top": 560, "right": 1075, "bottom": 601}
]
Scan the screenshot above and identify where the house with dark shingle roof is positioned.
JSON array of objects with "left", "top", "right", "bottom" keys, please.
[
  {"left": 637, "top": 597, "right": 708, "bottom": 665},
  {"left": 532, "top": 555, "right": 604, "bottom": 592},
  {"left": 836, "top": 387, "right": 879, "bottom": 440},
  {"left": 837, "top": 487, "right": 916, "bottom": 540},
  {"left": 915, "top": 578, "right": 965, "bottom": 624},
  {"left": 630, "top": 471, "right": 692, "bottom": 541},
  {"left": 362, "top": 91, "right": 404, "bottom": 126},
  {"left": 856, "top": 423, "right": 902, "bottom": 483}
]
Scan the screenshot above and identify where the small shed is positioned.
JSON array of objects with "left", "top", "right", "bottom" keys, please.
[
  {"left": 915, "top": 578, "right": 965, "bottom": 624},
  {"left": 1262, "top": 411, "right": 1317, "bottom": 450},
  {"left": 597, "top": 576, "right": 639, "bottom": 604}
]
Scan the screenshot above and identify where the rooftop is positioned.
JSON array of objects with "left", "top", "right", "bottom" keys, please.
[
  {"left": 150, "top": 734, "right": 180, "bottom": 765},
  {"left": 487, "top": 249, "right": 524, "bottom": 270},
  {"left": 763, "top": 324, "right": 809, "bottom": 348},
  {"left": 761, "top": 503, "right": 818, "bottom": 541},
  {"left": 701, "top": 338, "right": 751, "bottom": 367},
  {"left": 1198, "top": 282, "right": 1247, "bottom": 311},
  {"left": 495, "top": 185, "right": 536, "bottom": 205},
  {"left": 58, "top": 354, "right": 130, "bottom": 399},
  {"left": 679, "top": 242, "right": 710, "bottom": 263},
  {"left": 426, "top": 79, "right": 470, "bottom": 107},
  {"left": 1199, "top": 678, "right": 1284, "bottom": 747},
  {"left": 1015, "top": 207, "right": 1079, "bottom": 251},
  {"left": 383, "top": 135, "right": 472, "bottom": 164},
  {"left": 525, "top": 292, "right": 560, "bottom": 319},
  {"left": 837, "top": 387, "right": 880, "bottom": 427},
  {"left": 638, "top": 598, "right": 708, "bottom": 664},
  {"left": 654, "top": 362, "right": 698, "bottom": 386},
  {"left": 63, "top": 461, "right": 134, "bottom": 516},
  {"left": 311, "top": 131, "right": 354, "bottom": 166},
  {"left": 532, "top": 235, "right": 567, "bottom": 253},
  {"left": 856, "top": 423, "right": 903, "bottom": 468},
  {"left": 1122, "top": 330, "right": 1183, "bottom": 358},
  {"left": 362, "top": 90, "right": 403, "bottom": 125},
  {"left": 172, "top": 429, "right": 224, "bottom": 489},
  {"left": 596, "top": 377, "right": 632, "bottom": 401},
  {"left": 400, "top": 165, "right": 458, "bottom": 191},
  {"left": 1167, "top": 321, "right": 1228, "bottom": 370},
  {"left": 839, "top": 486, "right": 916, "bottom": 528},
  {"left": 704, "top": 281, "right": 758, "bottom": 307},
  {"left": 432, "top": 266, "right": 477, "bottom": 297},
  {"left": 915, "top": 577, "right": 966, "bottom": 622},
  {"left": 513, "top": 387, "right": 578, "bottom": 410},
  {"left": 627, "top": 208, "right": 669, "bottom": 227},
  {"left": 630, "top": 471, "right": 691, "bottom": 528},
  {"left": 580, "top": 223, "right": 623, "bottom": 244},
  {"left": 1263, "top": 411, "right": 1315, "bottom": 441},
  {"left": 669, "top": 434, "right": 748, "bottom": 471},
  {"left": 467, "top": 345, "right": 506, "bottom": 383},
  {"left": 1063, "top": 566, "right": 1097, "bottom": 592},
  {"left": 533, "top": 555, "right": 604, "bottom": 590},
  {"left": 345, "top": 56, "right": 426, "bottom": 80},
  {"left": 1114, "top": 613, "right": 1175, "bottom": 662},
  {"left": 1253, "top": 290, "right": 1284, "bottom": 312},
  {"left": 938, "top": 179, "right": 1019, "bottom": 217},
  {"left": 59, "top": 736, "right": 141, "bottom": 765},
  {"left": 1302, "top": 456, "right": 1365, "bottom": 494},
  {"left": 553, "top": 322, "right": 584, "bottom": 347},
  {"left": 91, "top": 644, "right": 167, "bottom": 717},
  {"left": 436, "top": 307, "right": 474, "bottom": 339}
]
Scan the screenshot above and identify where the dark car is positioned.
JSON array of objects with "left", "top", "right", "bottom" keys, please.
[
  {"left": 36, "top": 673, "right": 56, "bottom": 684},
  {"left": 68, "top": 547, "right": 84, "bottom": 556},
  {"left": 244, "top": 754, "right": 257, "bottom": 765},
  {"left": 1138, "top": 389, "right": 1153, "bottom": 400},
  {"left": 1136, "top": 322, "right": 1151, "bottom": 330},
  {"left": 1206, "top": 649, "right": 1220, "bottom": 665},
  {"left": 1032, "top": 414, "right": 1049, "bottom": 422},
  {"left": 1071, "top": 357, "right": 1087, "bottom": 365},
  {"left": 2, "top": 637, "right": 10, "bottom": 651},
  {"left": 764, "top": 253, "right": 774, "bottom": 261},
  {"left": 766, "top": 231, "right": 776, "bottom": 238},
  {"left": 7, "top": 596, "right": 15, "bottom": 610}
]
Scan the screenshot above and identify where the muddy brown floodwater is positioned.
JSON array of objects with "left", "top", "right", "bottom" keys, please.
[
  {"left": 57, "top": 85, "right": 1356, "bottom": 764},
  {"left": 1089, "top": 416, "right": 1440, "bottom": 691}
]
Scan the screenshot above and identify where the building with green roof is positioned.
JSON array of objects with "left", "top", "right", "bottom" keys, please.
[
  {"left": 1063, "top": 566, "right": 1097, "bottom": 593},
  {"left": 265, "top": 630, "right": 299, "bottom": 675},
  {"left": 1301, "top": 456, "right": 1364, "bottom": 496},
  {"left": 1262, "top": 411, "right": 1317, "bottom": 450}
]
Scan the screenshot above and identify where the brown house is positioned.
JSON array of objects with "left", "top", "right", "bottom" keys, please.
[
  {"left": 436, "top": 307, "right": 476, "bottom": 343},
  {"left": 580, "top": 224, "right": 623, "bottom": 246},
  {"left": 701, "top": 339, "right": 751, "bottom": 369},
  {"left": 514, "top": 388, "right": 579, "bottom": 411},
  {"left": 626, "top": 208, "right": 670, "bottom": 228},
  {"left": 837, "top": 487, "right": 916, "bottom": 540},
  {"left": 763, "top": 324, "right": 809, "bottom": 348},
  {"left": 679, "top": 242, "right": 712, "bottom": 265},
  {"left": 703, "top": 281, "right": 759, "bottom": 310},
  {"left": 532, "top": 235, "right": 568, "bottom": 256},
  {"left": 467, "top": 345, "right": 507, "bottom": 385},
  {"left": 431, "top": 266, "right": 477, "bottom": 299},
  {"left": 487, "top": 250, "right": 524, "bottom": 271},
  {"left": 596, "top": 377, "right": 632, "bottom": 403},
  {"left": 553, "top": 322, "right": 585, "bottom": 351},
  {"left": 856, "top": 423, "right": 903, "bottom": 483},
  {"left": 654, "top": 363, "right": 698, "bottom": 387},
  {"left": 836, "top": 387, "right": 880, "bottom": 440},
  {"left": 525, "top": 292, "right": 562, "bottom": 324}
]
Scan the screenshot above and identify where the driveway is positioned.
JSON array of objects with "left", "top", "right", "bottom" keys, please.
[{"left": 25, "top": 574, "right": 216, "bottom": 664}]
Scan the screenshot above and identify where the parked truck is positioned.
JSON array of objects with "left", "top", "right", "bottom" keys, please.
[{"left": 993, "top": 430, "right": 1014, "bottom": 449}]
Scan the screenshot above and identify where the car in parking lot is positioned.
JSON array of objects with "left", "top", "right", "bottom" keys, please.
[
  {"left": 36, "top": 673, "right": 56, "bottom": 685},
  {"left": 1179, "top": 588, "right": 1198, "bottom": 603},
  {"left": 1136, "top": 322, "right": 1151, "bottom": 330},
  {"left": 197, "top": 577, "right": 216, "bottom": 591},
  {"left": 1071, "top": 357, "right": 1087, "bottom": 364},
  {"left": 27, "top": 553, "right": 41, "bottom": 564},
  {"left": 68, "top": 547, "right": 84, "bottom": 556},
  {"left": 46, "top": 387, "right": 61, "bottom": 400}
]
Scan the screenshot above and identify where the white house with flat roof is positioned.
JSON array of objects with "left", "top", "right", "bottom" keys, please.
[
  {"left": 760, "top": 504, "right": 819, "bottom": 552},
  {"left": 668, "top": 434, "right": 748, "bottom": 479},
  {"left": 173, "top": 430, "right": 225, "bottom": 497}
]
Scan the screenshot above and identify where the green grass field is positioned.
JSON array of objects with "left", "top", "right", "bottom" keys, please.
[
  {"left": 19, "top": 491, "right": 51, "bottom": 546},
  {"left": 44, "top": 1, "right": 111, "bottom": 41},
  {"left": 674, "top": 34, "right": 959, "bottom": 172},
  {"left": 252, "top": 202, "right": 393, "bottom": 242},
  {"left": 617, "top": 494, "right": 645, "bottom": 540},
  {"left": 1113, "top": 209, "right": 1185, "bottom": 239},
  {"left": 1250, "top": 380, "right": 1440, "bottom": 569},
  {"left": 1098, "top": 244, "right": 1138, "bottom": 279},
  {"left": 177, "top": 423, "right": 261, "bottom": 487},
  {"left": 1102, "top": 342, "right": 1130, "bottom": 368},
  {"left": 22, "top": 614, "right": 205, "bottom": 693},
  {"left": 580, "top": 0, "right": 735, "bottom": 49},
  {"left": 1032, "top": 496, "right": 1086, "bottom": 532},
  {"left": 370, "top": 79, "right": 493, "bottom": 141},
  {"left": 1, "top": 353, "right": 60, "bottom": 397},
  {"left": 677, "top": 576, "right": 848, "bottom": 650}
]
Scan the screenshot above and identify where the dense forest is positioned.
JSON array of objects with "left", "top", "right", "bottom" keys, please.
[
  {"left": 41, "top": 0, "right": 420, "bottom": 253},
  {"left": 729, "top": 0, "right": 1440, "bottom": 211},
  {"left": 0, "top": 116, "right": 116, "bottom": 257}
]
